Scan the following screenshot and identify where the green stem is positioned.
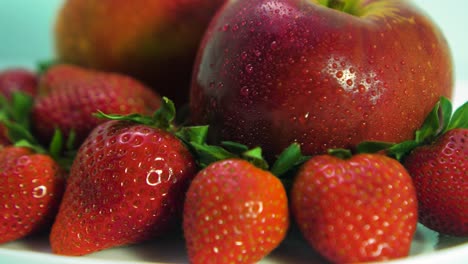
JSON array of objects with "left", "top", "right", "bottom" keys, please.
[{"left": 319, "top": 0, "right": 362, "bottom": 16}]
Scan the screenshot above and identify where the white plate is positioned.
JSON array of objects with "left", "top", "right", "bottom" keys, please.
[{"left": 1, "top": 0, "right": 467, "bottom": 263}]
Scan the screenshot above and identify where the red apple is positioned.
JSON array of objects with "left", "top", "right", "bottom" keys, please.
[
  {"left": 189, "top": 0, "right": 453, "bottom": 161},
  {"left": 54, "top": 0, "right": 225, "bottom": 107}
]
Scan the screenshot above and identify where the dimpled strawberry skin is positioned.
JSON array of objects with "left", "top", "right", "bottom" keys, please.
[
  {"left": 404, "top": 128, "right": 467, "bottom": 236},
  {"left": 50, "top": 120, "right": 197, "bottom": 256},
  {"left": 0, "top": 147, "right": 65, "bottom": 243},
  {"left": 292, "top": 154, "right": 418, "bottom": 263},
  {"left": 183, "top": 159, "right": 289, "bottom": 264}
]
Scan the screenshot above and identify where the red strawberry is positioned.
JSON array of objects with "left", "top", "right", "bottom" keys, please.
[
  {"left": 32, "top": 64, "right": 161, "bottom": 146},
  {"left": 404, "top": 128, "right": 467, "bottom": 236},
  {"left": 291, "top": 153, "right": 418, "bottom": 263},
  {"left": 0, "top": 68, "right": 38, "bottom": 100},
  {"left": 183, "top": 158, "right": 289, "bottom": 264},
  {"left": 50, "top": 98, "right": 197, "bottom": 256},
  {"left": 359, "top": 97, "right": 467, "bottom": 236},
  {"left": 0, "top": 146, "right": 65, "bottom": 244}
]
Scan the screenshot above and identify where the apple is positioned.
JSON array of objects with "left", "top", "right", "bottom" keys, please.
[
  {"left": 189, "top": 0, "right": 453, "bottom": 161},
  {"left": 54, "top": 0, "right": 225, "bottom": 106}
]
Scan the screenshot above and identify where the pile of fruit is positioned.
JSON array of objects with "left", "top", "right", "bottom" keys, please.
[{"left": 1, "top": 0, "right": 466, "bottom": 263}]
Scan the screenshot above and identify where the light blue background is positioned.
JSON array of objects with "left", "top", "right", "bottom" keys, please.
[{"left": 0, "top": 0, "right": 466, "bottom": 80}]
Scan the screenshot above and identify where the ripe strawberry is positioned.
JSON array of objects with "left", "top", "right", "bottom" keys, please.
[
  {"left": 291, "top": 153, "right": 418, "bottom": 263},
  {"left": 183, "top": 158, "right": 289, "bottom": 264},
  {"left": 50, "top": 98, "right": 198, "bottom": 256},
  {"left": 404, "top": 129, "right": 467, "bottom": 236},
  {"left": 0, "top": 146, "right": 65, "bottom": 244},
  {"left": 358, "top": 97, "right": 467, "bottom": 236},
  {"left": 32, "top": 64, "right": 161, "bottom": 146},
  {"left": 0, "top": 68, "right": 38, "bottom": 100}
]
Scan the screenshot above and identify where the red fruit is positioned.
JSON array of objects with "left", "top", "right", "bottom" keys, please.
[
  {"left": 189, "top": 0, "right": 453, "bottom": 161},
  {"left": 404, "top": 128, "right": 467, "bottom": 236},
  {"left": 32, "top": 64, "right": 161, "bottom": 145},
  {"left": 55, "top": 0, "right": 226, "bottom": 106},
  {"left": 291, "top": 154, "right": 418, "bottom": 263},
  {"left": 0, "top": 68, "right": 38, "bottom": 99},
  {"left": 0, "top": 146, "right": 65, "bottom": 244},
  {"left": 183, "top": 159, "right": 289, "bottom": 264},
  {"left": 50, "top": 119, "right": 197, "bottom": 256}
]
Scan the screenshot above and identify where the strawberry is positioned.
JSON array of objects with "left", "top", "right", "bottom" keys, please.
[
  {"left": 359, "top": 97, "right": 467, "bottom": 236},
  {"left": 0, "top": 68, "right": 38, "bottom": 100},
  {"left": 404, "top": 129, "right": 467, "bottom": 236},
  {"left": 0, "top": 92, "right": 66, "bottom": 244},
  {"left": 50, "top": 98, "right": 198, "bottom": 256},
  {"left": 0, "top": 146, "right": 65, "bottom": 244},
  {"left": 291, "top": 152, "right": 418, "bottom": 263},
  {"left": 183, "top": 154, "right": 289, "bottom": 263},
  {"left": 32, "top": 64, "right": 161, "bottom": 146},
  {"left": 0, "top": 68, "right": 38, "bottom": 146}
]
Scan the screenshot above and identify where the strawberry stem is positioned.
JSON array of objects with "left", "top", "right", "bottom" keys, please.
[
  {"left": 94, "top": 96, "right": 176, "bottom": 131},
  {"left": 327, "top": 148, "right": 353, "bottom": 159},
  {"left": 270, "top": 143, "right": 310, "bottom": 177},
  {"left": 356, "top": 97, "right": 467, "bottom": 161}
]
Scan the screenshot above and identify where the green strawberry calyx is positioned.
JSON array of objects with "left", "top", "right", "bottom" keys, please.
[
  {"left": 357, "top": 96, "right": 467, "bottom": 161},
  {"left": 0, "top": 91, "right": 75, "bottom": 169},
  {"left": 96, "top": 96, "right": 311, "bottom": 177}
]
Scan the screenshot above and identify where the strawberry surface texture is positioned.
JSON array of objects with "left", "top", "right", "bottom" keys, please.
[
  {"left": 50, "top": 120, "right": 197, "bottom": 255},
  {"left": 183, "top": 159, "right": 289, "bottom": 264},
  {"left": 291, "top": 153, "right": 418, "bottom": 263}
]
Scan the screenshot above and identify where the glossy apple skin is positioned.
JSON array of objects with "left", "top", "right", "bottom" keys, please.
[
  {"left": 55, "top": 0, "right": 225, "bottom": 107},
  {"left": 190, "top": 0, "right": 453, "bottom": 160}
]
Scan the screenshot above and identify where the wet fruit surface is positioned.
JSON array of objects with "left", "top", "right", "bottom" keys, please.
[{"left": 190, "top": 0, "right": 453, "bottom": 160}]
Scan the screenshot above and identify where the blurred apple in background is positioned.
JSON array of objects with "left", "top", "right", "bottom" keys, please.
[
  {"left": 189, "top": 0, "right": 454, "bottom": 161},
  {"left": 54, "top": 0, "right": 225, "bottom": 107}
]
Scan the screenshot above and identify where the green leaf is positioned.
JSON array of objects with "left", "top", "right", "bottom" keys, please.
[
  {"left": 327, "top": 148, "right": 353, "bottom": 160},
  {"left": 437, "top": 96, "right": 453, "bottom": 134},
  {"left": 241, "top": 147, "right": 269, "bottom": 170},
  {"left": 190, "top": 142, "right": 237, "bottom": 168},
  {"left": 94, "top": 111, "right": 153, "bottom": 124},
  {"left": 415, "top": 99, "right": 443, "bottom": 143},
  {"left": 66, "top": 130, "right": 77, "bottom": 150},
  {"left": 175, "top": 125, "right": 209, "bottom": 145},
  {"left": 10, "top": 92, "right": 34, "bottom": 129},
  {"left": 48, "top": 129, "right": 63, "bottom": 160},
  {"left": 447, "top": 100, "right": 468, "bottom": 130},
  {"left": 37, "top": 59, "right": 59, "bottom": 75},
  {"left": 270, "top": 143, "right": 309, "bottom": 177},
  {"left": 14, "top": 139, "right": 45, "bottom": 154},
  {"left": 387, "top": 140, "right": 420, "bottom": 161},
  {"left": 221, "top": 141, "right": 249, "bottom": 155},
  {"left": 153, "top": 97, "right": 176, "bottom": 130},
  {"left": 1, "top": 119, "right": 38, "bottom": 146},
  {"left": 356, "top": 141, "right": 396, "bottom": 154}
]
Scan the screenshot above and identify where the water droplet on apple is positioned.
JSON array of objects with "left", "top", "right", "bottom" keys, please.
[
  {"left": 346, "top": 79, "right": 353, "bottom": 86},
  {"left": 241, "top": 51, "right": 248, "bottom": 60},
  {"left": 270, "top": 41, "right": 278, "bottom": 50},
  {"left": 254, "top": 50, "right": 262, "bottom": 57},
  {"left": 336, "top": 71, "right": 343, "bottom": 78},
  {"left": 245, "top": 64, "right": 254, "bottom": 74},
  {"left": 240, "top": 86, "right": 250, "bottom": 97},
  {"left": 222, "top": 24, "right": 230, "bottom": 32}
]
